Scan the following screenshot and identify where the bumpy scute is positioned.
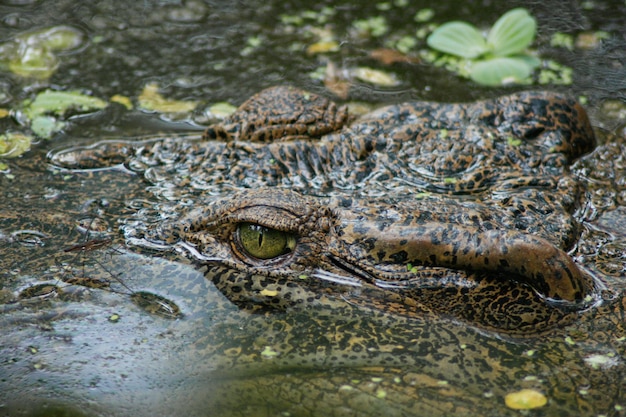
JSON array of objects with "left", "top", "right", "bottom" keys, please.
[{"left": 203, "top": 85, "right": 349, "bottom": 142}]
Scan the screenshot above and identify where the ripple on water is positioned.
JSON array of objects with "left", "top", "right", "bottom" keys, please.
[{"left": 9, "top": 230, "right": 48, "bottom": 247}]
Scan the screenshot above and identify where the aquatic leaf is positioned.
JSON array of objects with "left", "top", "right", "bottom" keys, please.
[
  {"left": 414, "top": 8, "right": 435, "bottom": 23},
  {"left": 240, "top": 35, "right": 263, "bottom": 57},
  {"left": 394, "top": 36, "right": 418, "bottom": 54},
  {"left": 24, "top": 90, "right": 108, "bottom": 119},
  {"left": 352, "top": 67, "right": 400, "bottom": 87},
  {"left": 515, "top": 54, "right": 541, "bottom": 70},
  {"left": 507, "top": 136, "right": 522, "bottom": 146},
  {"left": 306, "top": 40, "right": 340, "bottom": 55},
  {"left": 487, "top": 8, "right": 536, "bottom": 56},
  {"left": 0, "top": 132, "right": 31, "bottom": 158},
  {"left": 470, "top": 57, "right": 533, "bottom": 86},
  {"left": 504, "top": 389, "right": 547, "bottom": 410},
  {"left": 427, "top": 22, "right": 488, "bottom": 59},
  {"left": 575, "top": 31, "right": 610, "bottom": 49},
  {"left": 206, "top": 102, "right": 237, "bottom": 119},
  {"left": 16, "top": 25, "right": 84, "bottom": 52},
  {"left": 550, "top": 32, "right": 574, "bottom": 50},
  {"left": 8, "top": 46, "right": 58, "bottom": 79},
  {"left": 260, "top": 346, "right": 279, "bottom": 358},
  {"left": 31, "top": 116, "right": 65, "bottom": 139},
  {"left": 352, "top": 16, "right": 389, "bottom": 38},
  {"left": 20, "top": 90, "right": 106, "bottom": 138},
  {"left": 138, "top": 82, "right": 198, "bottom": 113},
  {"left": 110, "top": 94, "right": 133, "bottom": 110},
  {"left": 2, "top": 25, "right": 84, "bottom": 79}
]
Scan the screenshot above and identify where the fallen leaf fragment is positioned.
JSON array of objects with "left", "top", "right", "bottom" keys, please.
[
  {"left": 504, "top": 389, "right": 547, "bottom": 410},
  {"left": 138, "top": 82, "right": 198, "bottom": 113},
  {"left": 370, "top": 48, "right": 420, "bottom": 65},
  {"left": 352, "top": 67, "right": 400, "bottom": 87}
]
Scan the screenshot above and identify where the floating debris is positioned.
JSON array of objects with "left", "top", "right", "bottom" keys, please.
[
  {"left": 138, "top": 82, "right": 198, "bottom": 114},
  {"left": 21, "top": 89, "right": 108, "bottom": 139},
  {"left": 504, "top": 389, "right": 548, "bottom": 410},
  {"left": 205, "top": 102, "right": 237, "bottom": 119},
  {"left": 0, "top": 25, "right": 84, "bottom": 79},
  {"left": 110, "top": 94, "right": 133, "bottom": 110},
  {"left": 0, "top": 132, "right": 32, "bottom": 158},
  {"left": 583, "top": 353, "right": 620, "bottom": 370},
  {"left": 260, "top": 346, "right": 280, "bottom": 358},
  {"left": 351, "top": 67, "right": 400, "bottom": 87}
]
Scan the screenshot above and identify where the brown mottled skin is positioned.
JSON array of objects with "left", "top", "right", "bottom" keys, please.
[
  {"left": 51, "top": 86, "right": 598, "bottom": 333},
  {"left": 78, "top": 85, "right": 595, "bottom": 334},
  {"left": 203, "top": 85, "right": 349, "bottom": 142},
  {"left": 8, "top": 85, "right": 624, "bottom": 417}
]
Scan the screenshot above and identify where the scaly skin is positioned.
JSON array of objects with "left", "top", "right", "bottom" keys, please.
[{"left": 50, "top": 86, "right": 598, "bottom": 333}]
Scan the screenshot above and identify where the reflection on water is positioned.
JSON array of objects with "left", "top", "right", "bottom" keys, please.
[{"left": 1, "top": 0, "right": 626, "bottom": 416}]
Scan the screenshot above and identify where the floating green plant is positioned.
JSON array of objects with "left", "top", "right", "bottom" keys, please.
[
  {"left": 21, "top": 89, "right": 108, "bottom": 139},
  {"left": 0, "top": 132, "right": 31, "bottom": 158},
  {"left": 0, "top": 25, "right": 84, "bottom": 79},
  {"left": 427, "top": 8, "right": 540, "bottom": 86}
]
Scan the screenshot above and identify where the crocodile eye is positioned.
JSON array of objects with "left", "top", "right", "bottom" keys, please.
[{"left": 237, "top": 223, "right": 296, "bottom": 260}]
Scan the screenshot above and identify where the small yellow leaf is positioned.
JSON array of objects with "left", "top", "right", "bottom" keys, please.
[
  {"left": 504, "top": 389, "right": 547, "bottom": 410},
  {"left": 260, "top": 288, "right": 278, "bottom": 297},
  {"left": 138, "top": 82, "right": 198, "bottom": 113},
  {"left": 110, "top": 94, "right": 133, "bottom": 110},
  {"left": 207, "top": 102, "right": 237, "bottom": 119},
  {"left": 352, "top": 67, "right": 400, "bottom": 87},
  {"left": 260, "top": 346, "right": 279, "bottom": 358},
  {"left": 0, "top": 132, "right": 32, "bottom": 158},
  {"left": 307, "top": 40, "right": 340, "bottom": 55}
]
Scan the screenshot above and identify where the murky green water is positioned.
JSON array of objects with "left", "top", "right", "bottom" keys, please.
[{"left": 1, "top": 1, "right": 625, "bottom": 416}]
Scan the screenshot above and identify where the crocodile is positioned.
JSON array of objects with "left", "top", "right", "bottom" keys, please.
[
  {"left": 3, "top": 86, "right": 625, "bottom": 417},
  {"left": 81, "top": 85, "right": 599, "bottom": 333}
]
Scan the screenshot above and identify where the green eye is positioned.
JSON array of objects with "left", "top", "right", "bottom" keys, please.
[{"left": 237, "top": 223, "right": 296, "bottom": 260}]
